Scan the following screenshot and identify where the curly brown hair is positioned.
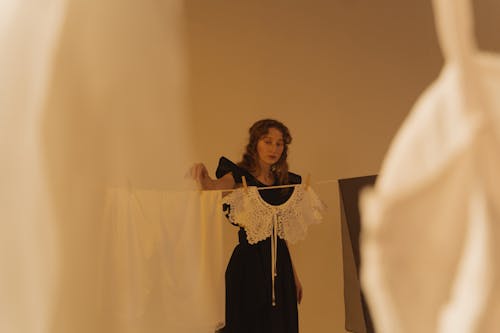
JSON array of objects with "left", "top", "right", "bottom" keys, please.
[{"left": 237, "top": 119, "right": 292, "bottom": 185}]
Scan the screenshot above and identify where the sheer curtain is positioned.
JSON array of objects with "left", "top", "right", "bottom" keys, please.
[{"left": 0, "top": 0, "right": 226, "bottom": 332}]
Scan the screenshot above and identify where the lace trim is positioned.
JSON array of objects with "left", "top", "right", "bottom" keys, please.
[{"left": 222, "top": 184, "right": 326, "bottom": 244}]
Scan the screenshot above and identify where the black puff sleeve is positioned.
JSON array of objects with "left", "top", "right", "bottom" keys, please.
[
  {"left": 216, "top": 157, "right": 243, "bottom": 226},
  {"left": 215, "top": 156, "right": 244, "bottom": 183}
]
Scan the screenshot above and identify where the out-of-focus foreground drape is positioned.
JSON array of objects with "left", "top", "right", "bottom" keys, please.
[
  {"left": 360, "top": 0, "right": 500, "bottom": 332},
  {"left": 0, "top": 0, "right": 226, "bottom": 332}
]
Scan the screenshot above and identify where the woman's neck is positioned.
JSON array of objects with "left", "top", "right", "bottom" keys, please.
[
  {"left": 256, "top": 162, "right": 271, "bottom": 177},
  {"left": 253, "top": 163, "right": 274, "bottom": 184}
]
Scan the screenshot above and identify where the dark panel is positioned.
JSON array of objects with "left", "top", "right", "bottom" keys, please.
[{"left": 339, "top": 175, "right": 377, "bottom": 333}]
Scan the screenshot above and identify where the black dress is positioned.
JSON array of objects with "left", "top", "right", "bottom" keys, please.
[{"left": 216, "top": 157, "right": 301, "bottom": 333}]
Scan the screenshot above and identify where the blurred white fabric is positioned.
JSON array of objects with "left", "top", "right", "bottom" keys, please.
[
  {"left": 360, "top": 0, "right": 500, "bottom": 332},
  {"left": 0, "top": 1, "right": 67, "bottom": 332},
  {"left": 0, "top": 0, "right": 224, "bottom": 332}
]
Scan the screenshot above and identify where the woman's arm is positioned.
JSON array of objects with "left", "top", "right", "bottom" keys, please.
[
  {"left": 190, "top": 163, "right": 236, "bottom": 190},
  {"left": 293, "top": 263, "right": 303, "bottom": 304}
]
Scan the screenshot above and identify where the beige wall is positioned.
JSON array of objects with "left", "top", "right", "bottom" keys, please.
[{"left": 184, "top": 0, "right": 500, "bottom": 332}]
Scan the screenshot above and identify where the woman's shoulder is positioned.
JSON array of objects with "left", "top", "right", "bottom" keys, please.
[{"left": 287, "top": 171, "right": 302, "bottom": 185}]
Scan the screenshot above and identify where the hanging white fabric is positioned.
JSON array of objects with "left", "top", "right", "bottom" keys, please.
[
  {"left": 98, "top": 188, "right": 226, "bottom": 333},
  {"left": 360, "top": 0, "right": 500, "bottom": 332}
]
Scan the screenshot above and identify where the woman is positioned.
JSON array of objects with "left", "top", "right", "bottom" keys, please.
[{"left": 191, "top": 119, "right": 302, "bottom": 333}]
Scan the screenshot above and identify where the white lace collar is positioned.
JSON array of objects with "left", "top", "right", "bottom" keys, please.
[
  {"left": 222, "top": 184, "right": 326, "bottom": 306},
  {"left": 222, "top": 184, "right": 326, "bottom": 244}
]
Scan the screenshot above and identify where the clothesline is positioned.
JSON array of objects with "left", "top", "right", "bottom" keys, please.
[{"left": 124, "top": 179, "right": 339, "bottom": 193}]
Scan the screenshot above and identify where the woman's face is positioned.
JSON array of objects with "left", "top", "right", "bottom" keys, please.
[{"left": 256, "top": 127, "right": 285, "bottom": 167}]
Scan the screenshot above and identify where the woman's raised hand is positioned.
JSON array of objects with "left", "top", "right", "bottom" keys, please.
[
  {"left": 189, "top": 163, "right": 213, "bottom": 190},
  {"left": 188, "top": 163, "right": 235, "bottom": 190}
]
